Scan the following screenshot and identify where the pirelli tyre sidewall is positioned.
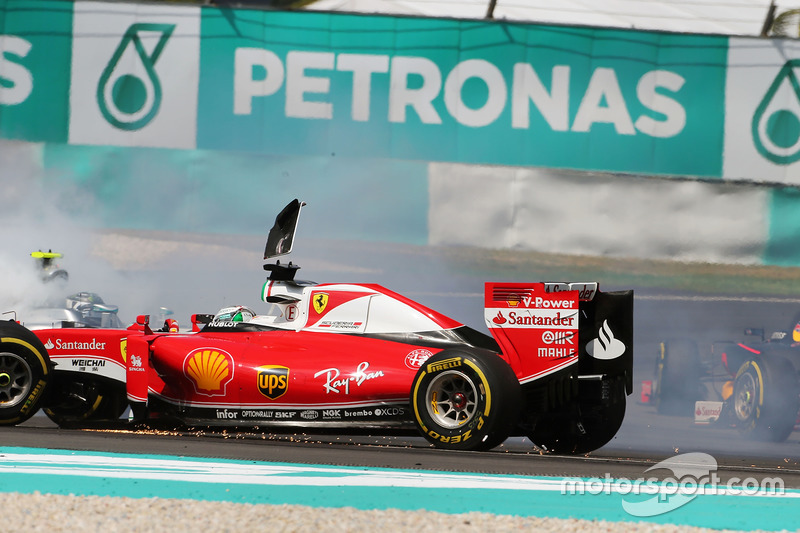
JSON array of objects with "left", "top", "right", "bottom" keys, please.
[
  {"left": 733, "top": 356, "right": 799, "bottom": 442},
  {"left": 411, "top": 349, "right": 520, "bottom": 451},
  {"left": 0, "top": 321, "right": 51, "bottom": 425}
]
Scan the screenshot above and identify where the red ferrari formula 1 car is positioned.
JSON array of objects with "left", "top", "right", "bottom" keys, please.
[{"left": 0, "top": 200, "right": 634, "bottom": 454}]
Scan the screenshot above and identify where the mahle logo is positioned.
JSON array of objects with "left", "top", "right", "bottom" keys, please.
[
  {"left": 97, "top": 23, "right": 175, "bottom": 131},
  {"left": 752, "top": 59, "right": 800, "bottom": 165}
]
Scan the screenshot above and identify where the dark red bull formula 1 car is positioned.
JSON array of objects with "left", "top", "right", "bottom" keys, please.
[
  {"left": 0, "top": 200, "right": 634, "bottom": 454},
  {"left": 650, "top": 328, "right": 800, "bottom": 442}
]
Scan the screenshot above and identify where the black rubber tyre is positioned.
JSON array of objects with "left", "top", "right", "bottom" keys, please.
[
  {"left": 733, "top": 356, "right": 799, "bottom": 442},
  {"left": 528, "top": 378, "right": 627, "bottom": 454},
  {"left": 0, "top": 321, "right": 51, "bottom": 425},
  {"left": 411, "top": 349, "right": 520, "bottom": 451},
  {"left": 44, "top": 379, "right": 127, "bottom": 428},
  {"left": 655, "top": 339, "right": 701, "bottom": 415}
]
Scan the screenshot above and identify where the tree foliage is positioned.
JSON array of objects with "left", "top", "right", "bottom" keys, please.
[{"left": 766, "top": 8, "right": 800, "bottom": 37}]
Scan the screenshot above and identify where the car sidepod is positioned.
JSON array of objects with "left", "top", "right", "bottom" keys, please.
[{"left": 140, "top": 327, "right": 447, "bottom": 428}]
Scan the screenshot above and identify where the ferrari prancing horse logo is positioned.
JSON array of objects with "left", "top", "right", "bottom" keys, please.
[{"left": 313, "top": 293, "right": 329, "bottom": 314}]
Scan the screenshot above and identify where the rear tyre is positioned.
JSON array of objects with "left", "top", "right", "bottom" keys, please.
[
  {"left": 44, "top": 379, "right": 127, "bottom": 428},
  {"left": 529, "top": 377, "right": 627, "bottom": 454},
  {"left": 0, "top": 321, "right": 51, "bottom": 425},
  {"left": 733, "top": 356, "right": 798, "bottom": 442},
  {"left": 655, "top": 339, "right": 701, "bottom": 415},
  {"left": 411, "top": 350, "right": 520, "bottom": 451}
]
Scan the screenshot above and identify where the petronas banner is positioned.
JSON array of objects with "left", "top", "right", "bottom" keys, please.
[
  {"left": 0, "top": 0, "right": 72, "bottom": 142},
  {"left": 67, "top": 3, "right": 200, "bottom": 149},
  {"left": 194, "top": 10, "right": 726, "bottom": 178},
  {"left": 724, "top": 39, "right": 800, "bottom": 184},
  {"left": 3, "top": 0, "right": 800, "bottom": 183}
]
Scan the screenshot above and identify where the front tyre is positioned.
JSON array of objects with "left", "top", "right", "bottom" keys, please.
[
  {"left": 733, "top": 356, "right": 798, "bottom": 442},
  {"left": 411, "top": 350, "right": 520, "bottom": 451},
  {"left": 44, "top": 379, "right": 127, "bottom": 428},
  {"left": 0, "top": 321, "right": 51, "bottom": 425}
]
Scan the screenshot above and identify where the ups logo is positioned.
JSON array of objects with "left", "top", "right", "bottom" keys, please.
[{"left": 257, "top": 365, "right": 289, "bottom": 400}]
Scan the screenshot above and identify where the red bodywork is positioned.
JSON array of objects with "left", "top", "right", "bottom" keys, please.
[{"left": 32, "top": 280, "right": 623, "bottom": 428}]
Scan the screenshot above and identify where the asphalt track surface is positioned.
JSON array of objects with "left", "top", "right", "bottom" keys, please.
[{"left": 5, "top": 233, "right": 800, "bottom": 490}]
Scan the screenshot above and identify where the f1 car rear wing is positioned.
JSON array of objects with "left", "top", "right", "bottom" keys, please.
[{"left": 485, "top": 282, "right": 634, "bottom": 391}]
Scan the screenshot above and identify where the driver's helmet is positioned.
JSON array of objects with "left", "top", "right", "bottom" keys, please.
[
  {"left": 66, "top": 292, "right": 106, "bottom": 309},
  {"left": 213, "top": 306, "right": 255, "bottom": 323},
  {"left": 793, "top": 321, "right": 800, "bottom": 342}
]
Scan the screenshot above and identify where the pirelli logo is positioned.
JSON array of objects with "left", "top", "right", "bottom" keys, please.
[{"left": 427, "top": 357, "right": 462, "bottom": 373}]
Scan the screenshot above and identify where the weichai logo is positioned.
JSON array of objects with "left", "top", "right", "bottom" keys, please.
[
  {"left": 97, "top": 23, "right": 175, "bottom": 131},
  {"left": 752, "top": 59, "right": 800, "bottom": 165},
  {"left": 257, "top": 365, "right": 289, "bottom": 399}
]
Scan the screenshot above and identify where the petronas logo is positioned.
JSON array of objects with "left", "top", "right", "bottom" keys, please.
[
  {"left": 752, "top": 59, "right": 800, "bottom": 165},
  {"left": 96, "top": 23, "right": 175, "bottom": 131}
]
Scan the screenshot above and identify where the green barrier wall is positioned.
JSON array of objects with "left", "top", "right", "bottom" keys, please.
[
  {"left": 766, "top": 187, "right": 800, "bottom": 266},
  {"left": 40, "top": 144, "right": 430, "bottom": 243}
]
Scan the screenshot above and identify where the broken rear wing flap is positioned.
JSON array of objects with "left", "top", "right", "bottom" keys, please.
[{"left": 264, "top": 199, "right": 305, "bottom": 260}]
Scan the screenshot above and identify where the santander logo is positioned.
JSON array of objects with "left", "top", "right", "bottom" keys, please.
[
  {"left": 492, "top": 311, "right": 507, "bottom": 325},
  {"left": 696, "top": 404, "right": 722, "bottom": 417},
  {"left": 585, "top": 320, "right": 626, "bottom": 360}
]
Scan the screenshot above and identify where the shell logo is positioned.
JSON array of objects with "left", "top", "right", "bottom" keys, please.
[{"left": 183, "top": 348, "right": 234, "bottom": 396}]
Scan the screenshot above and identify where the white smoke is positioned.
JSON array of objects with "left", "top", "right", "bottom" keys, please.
[{"left": 0, "top": 140, "right": 152, "bottom": 324}]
